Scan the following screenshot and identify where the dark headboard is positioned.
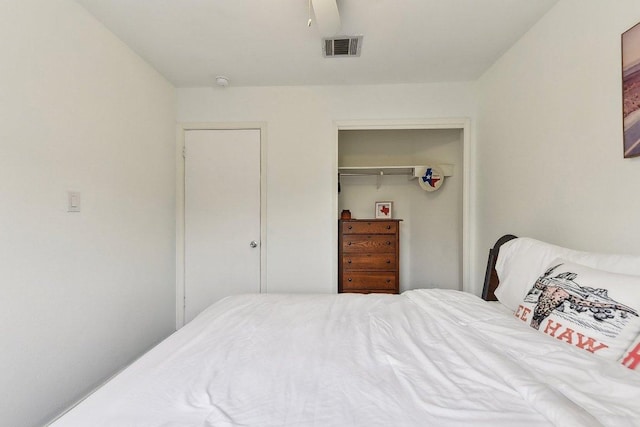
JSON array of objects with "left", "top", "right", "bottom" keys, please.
[{"left": 481, "top": 234, "right": 517, "bottom": 301}]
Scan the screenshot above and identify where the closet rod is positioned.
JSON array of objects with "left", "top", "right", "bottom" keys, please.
[{"left": 338, "top": 172, "right": 391, "bottom": 176}]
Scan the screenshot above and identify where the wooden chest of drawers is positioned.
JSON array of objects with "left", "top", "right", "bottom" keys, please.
[{"left": 338, "top": 219, "right": 401, "bottom": 294}]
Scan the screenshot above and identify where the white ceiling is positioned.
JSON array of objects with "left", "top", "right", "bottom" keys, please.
[{"left": 74, "top": 0, "right": 559, "bottom": 88}]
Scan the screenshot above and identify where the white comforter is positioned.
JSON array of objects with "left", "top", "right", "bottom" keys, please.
[{"left": 51, "top": 290, "right": 640, "bottom": 427}]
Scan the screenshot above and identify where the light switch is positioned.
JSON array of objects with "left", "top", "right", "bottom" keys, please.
[{"left": 68, "top": 191, "right": 81, "bottom": 212}]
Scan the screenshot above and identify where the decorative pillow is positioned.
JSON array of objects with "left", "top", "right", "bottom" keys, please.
[
  {"left": 620, "top": 335, "right": 640, "bottom": 370},
  {"left": 495, "top": 237, "right": 640, "bottom": 312},
  {"left": 513, "top": 259, "right": 640, "bottom": 361}
]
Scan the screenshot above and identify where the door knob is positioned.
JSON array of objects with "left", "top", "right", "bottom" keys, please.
[{"left": 250, "top": 241, "right": 258, "bottom": 248}]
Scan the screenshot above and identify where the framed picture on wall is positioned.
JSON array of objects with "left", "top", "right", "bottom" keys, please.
[
  {"left": 622, "top": 21, "right": 640, "bottom": 158},
  {"left": 375, "top": 201, "right": 393, "bottom": 219}
]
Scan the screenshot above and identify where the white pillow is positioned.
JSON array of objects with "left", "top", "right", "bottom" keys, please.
[
  {"left": 513, "top": 259, "right": 640, "bottom": 361},
  {"left": 494, "top": 237, "right": 640, "bottom": 312}
]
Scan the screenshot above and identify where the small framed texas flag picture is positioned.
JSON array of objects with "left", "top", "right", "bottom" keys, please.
[{"left": 375, "top": 201, "right": 393, "bottom": 219}]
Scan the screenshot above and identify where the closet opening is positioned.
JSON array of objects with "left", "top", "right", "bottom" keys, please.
[{"left": 333, "top": 119, "right": 471, "bottom": 294}]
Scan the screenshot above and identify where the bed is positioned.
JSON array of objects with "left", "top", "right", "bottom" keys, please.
[{"left": 50, "top": 235, "right": 640, "bottom": 426}]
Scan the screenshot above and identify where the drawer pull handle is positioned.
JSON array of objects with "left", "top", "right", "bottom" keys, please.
[
  {"left": 386, "top": 225, "right": 391, "bottom": 230},
  {"left": 387, "top": 241, "right": 391, "bottom": 245},
  {"left": 386, "top": 279, "right": 391, "bottom": 283},
  {"left": 348, "top": 278, "right": 353, "bottom": 282},
  {"left": 348, "top": 242, "right": 352, "bottom": 246},
  {"left": 347, "top": 259, "right": 352, "bottom": 264},
  {"left": 386, "top": 260, "right": 391, "bottom": 264},
  {"left": 348, "top": 226, "right": 352, "bottom": 229}
]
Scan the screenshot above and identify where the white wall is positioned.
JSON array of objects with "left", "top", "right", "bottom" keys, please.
[
  {"left": 177, "top": 84, "right": 476, "bottom": 295},
  {"left": 338, "top": 129, "right": 464, "bottom": 291},
  {"left": 0, "top": 1, "right": 176, "bottom": 426},
  {"left": 476, "top": 0, "right": 640, "bottom": 274}
]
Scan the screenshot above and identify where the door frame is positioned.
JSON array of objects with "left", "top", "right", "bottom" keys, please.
[
  {"left": 333, "top": 118, "right": 473, "bottom": 294},
  {"left": 176, "top": 122, "right": 268, "bottom": 329}
]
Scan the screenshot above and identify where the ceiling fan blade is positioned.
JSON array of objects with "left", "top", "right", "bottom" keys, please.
[{"left": 311, "top": 0, "right": 341, "bottom": 36}]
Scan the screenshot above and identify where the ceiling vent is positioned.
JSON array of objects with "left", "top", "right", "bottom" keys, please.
[{"left": 323, "top": 36, "right": 362, "bottom": 57}]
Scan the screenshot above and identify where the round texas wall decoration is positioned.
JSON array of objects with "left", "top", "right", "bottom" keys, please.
[{"left": 418, "top": 166, "right": 444, "bottom": 192}]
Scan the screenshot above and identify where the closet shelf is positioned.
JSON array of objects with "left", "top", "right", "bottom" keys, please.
[
  {"left": 338, "top": 165, "right": 453, "bottom": 191},
  {"left": 338, "top": 165, "right": 453, "bottom": 177}
]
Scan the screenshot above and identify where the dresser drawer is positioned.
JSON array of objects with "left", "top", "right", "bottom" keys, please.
[
  {"left": 342, "top": 253, "right": 396, "bottom": 270},
  {"left": 342, "top": 221, "right": 397, "bottom": 235},
  {"left": 341, "top": 272, "right": 397, "bottom": 291},
  {"left": 342, "top": 235, "right": 396, "bottom": 253}
]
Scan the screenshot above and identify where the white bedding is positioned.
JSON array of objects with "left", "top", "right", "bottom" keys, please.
[{"left": 51, "top": 289, "right": 640, "bottom": 427}]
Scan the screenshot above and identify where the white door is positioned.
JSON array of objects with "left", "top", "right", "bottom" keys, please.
[{"left": 184, "top": 129, "right": 261, "bottom": 323}]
